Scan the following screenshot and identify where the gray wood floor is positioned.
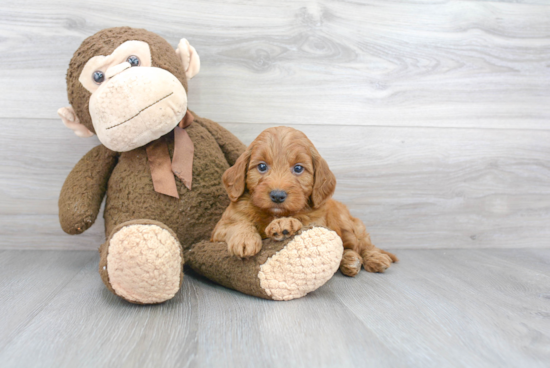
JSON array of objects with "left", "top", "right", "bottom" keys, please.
[{"left": 1, "top": 249, "right": 549, "bottom": 368}]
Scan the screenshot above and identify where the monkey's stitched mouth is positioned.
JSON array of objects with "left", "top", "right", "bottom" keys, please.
[{"left": 106, "top": 92, "right": 174, "bottom": 130}]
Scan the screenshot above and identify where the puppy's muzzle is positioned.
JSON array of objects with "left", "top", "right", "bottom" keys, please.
[{"left": 270, "top": 190, "right": 287, "bottom": 204}]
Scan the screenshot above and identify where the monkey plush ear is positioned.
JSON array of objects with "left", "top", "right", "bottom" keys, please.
[
  {"left": 176, "top": 38, "right": 200, "bottom": 80},
  {"left": 57, "top": 106, "right": 94, "bottom": 138}
]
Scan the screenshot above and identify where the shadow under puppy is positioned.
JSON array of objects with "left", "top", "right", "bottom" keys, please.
[{"left": 212, "top": 126, "right": 398, "bottom": 276}]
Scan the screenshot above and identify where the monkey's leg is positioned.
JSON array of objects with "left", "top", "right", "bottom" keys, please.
[
  {"left": 186, "top": 226, "right": 343, "bottom": 301},
  {"left": 99, "top": 220, "right": 184, "bottom": 304}
]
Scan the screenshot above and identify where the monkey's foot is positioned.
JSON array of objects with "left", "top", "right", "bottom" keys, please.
[
  {"left": 187, "top": 226, "right": 343, "bottom": 301},
  {"left": 99, "top": 220, "right": 184, "bottom": 304}
]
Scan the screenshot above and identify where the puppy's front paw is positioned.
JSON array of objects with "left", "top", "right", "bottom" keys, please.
[
  {"left": 228, "top": 232, "right": 262, "bottom": 258},
  {"left": 266, "top": 218, "right": 302, "bottom": 241}
]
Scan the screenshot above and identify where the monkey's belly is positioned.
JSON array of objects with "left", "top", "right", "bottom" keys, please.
[{"left": 103, "top": 124, "right": 230, "bottom": 250}]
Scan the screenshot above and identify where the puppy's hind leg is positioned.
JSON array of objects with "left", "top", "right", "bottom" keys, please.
[
  {"left": 380, "top": 249, "right": 399, "bottom": 263},
  {"left": 347, "top": 217, "right": 397, "bottom": 273},
  {"left": 359, "top": 234, "right": 398, "bottom": 273},
  {"left": 360, "top": 246, "right": 393, "bottom": 273},
  {"left": 340, "top": 249, "right": 363, "bottom": 277}
]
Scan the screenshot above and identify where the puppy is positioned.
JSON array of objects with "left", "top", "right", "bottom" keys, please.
[{"left": 212, "top": 126, "right": 398, "bottom": 276}]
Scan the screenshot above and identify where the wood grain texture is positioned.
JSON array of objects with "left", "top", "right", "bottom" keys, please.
[
  {"left": 329, "top": 248, "right": 550, "bottom": 367},
  {"left": 0, "top": 0, "right": 549, "bottom": 250},
  {"left": 2, "top": 118, "right": 549, "bottom": 250},
  {"left": 0, "top": 249, "right": 548, "bottom": 367},
  {"left": 0, "top": 250, "right": 95, "bottom": 349},
  {"left": 0, "top": 0, "right": 549, "bottom": 129}
]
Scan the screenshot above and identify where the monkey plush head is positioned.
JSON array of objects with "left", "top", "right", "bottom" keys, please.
[{"left": 58, "top": 27, "right": 200, "bottom": 152}]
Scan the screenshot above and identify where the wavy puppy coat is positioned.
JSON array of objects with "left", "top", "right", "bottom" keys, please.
[{"left": 212, "top": 126, "right": 398, "bottom": 276}]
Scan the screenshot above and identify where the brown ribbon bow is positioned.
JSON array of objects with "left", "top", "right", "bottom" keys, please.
[{"left": 145, "top": 111, "right": 194, "bottom": 198}]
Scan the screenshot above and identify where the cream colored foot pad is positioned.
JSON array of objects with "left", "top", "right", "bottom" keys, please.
[
  {"left": 107, "top": 224, "right": 182, "bottom": 304},
  {"left": 258, "top": 227, "right": 343, "bottom": 301}
]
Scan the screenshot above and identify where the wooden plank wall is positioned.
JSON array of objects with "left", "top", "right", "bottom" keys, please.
[{"left": 1, "top": 0, "right": 549, "bottom": 250}]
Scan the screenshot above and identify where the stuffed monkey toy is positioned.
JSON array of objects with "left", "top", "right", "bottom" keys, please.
[{"left": 57, "top": 27, "right": 343, "bottom": 304}]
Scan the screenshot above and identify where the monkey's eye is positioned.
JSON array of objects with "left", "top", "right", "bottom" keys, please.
[
  {"left": 127, "top": 55, "right": 140, "bottom": 67},
  {"left": 293, "top": 164, "right": 304, "bottom": 174},
  {"left": 257, "top": 163, "right": 268, "bottom": 173},
  {"left": 93, "top": 71, "right": 105, "bottom": 84}
]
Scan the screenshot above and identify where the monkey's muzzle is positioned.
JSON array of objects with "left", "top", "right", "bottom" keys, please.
[{"left": 89, "top": 67, "right": 187, "bottom": 152}]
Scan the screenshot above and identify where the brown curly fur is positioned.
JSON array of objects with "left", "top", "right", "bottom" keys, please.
[{"left": 212, "top": 126, "right": 398, "bottom": 275}]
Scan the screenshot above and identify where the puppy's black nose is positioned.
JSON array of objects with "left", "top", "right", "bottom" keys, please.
[{"left": 270, "top": 190, "right": 287, "bottom": 203}]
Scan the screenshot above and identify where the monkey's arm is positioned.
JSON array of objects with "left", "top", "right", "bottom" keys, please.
[
  {"left": 59, "top": 145, "right": 118, "bottom": 235},
  {"left": 192, "top": 113, "right": 246, "bottom": 166}
]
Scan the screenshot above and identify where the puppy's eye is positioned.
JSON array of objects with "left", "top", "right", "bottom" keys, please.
[
  {"left": 93, "top": 71, "right": 105, "bottom": 84},
  {"left": 257, "top": 163, "right": 268, "bottom": 173},
  {"left": 293, "top": 164, "right": 304, "bottom": 174},
  {"left": 127, "top": 55, "right": 140, "bottom": 67}
]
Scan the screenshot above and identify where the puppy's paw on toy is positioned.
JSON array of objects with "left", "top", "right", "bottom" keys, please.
[
  {"left": 266, "top": 217, "right": 303, "bottom": 241},
  {"left": 228, "top": 231, "right": 263, "bottom": 258}
]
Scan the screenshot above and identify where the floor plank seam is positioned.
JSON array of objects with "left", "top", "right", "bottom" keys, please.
[{"left": 3, "top": 117, "right": 550, "bottom": 133}]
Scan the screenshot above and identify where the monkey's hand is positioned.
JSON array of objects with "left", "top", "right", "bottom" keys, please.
[{"left": 59, "top": 145, "right": 118, "bottom": 235}]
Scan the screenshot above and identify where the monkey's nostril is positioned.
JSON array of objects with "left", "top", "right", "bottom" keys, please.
[{"left": 270, "top": 190, "right": 287, "bottom": 203}]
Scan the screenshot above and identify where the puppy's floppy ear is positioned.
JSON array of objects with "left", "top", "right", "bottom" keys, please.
[
  {"left": 222, "top": 146, "right": 252, "bottom": 202},
  {"left": 310, "top": 149, "right": 336, "bottom": 208}
]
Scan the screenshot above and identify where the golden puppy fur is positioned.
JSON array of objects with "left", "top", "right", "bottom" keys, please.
[{"left": 212, "top": 126, "right": 398, "bottom": 276}]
